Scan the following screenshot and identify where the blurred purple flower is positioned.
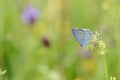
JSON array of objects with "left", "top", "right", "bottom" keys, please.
[
  {"left": 81, "top": 49, "right": 93, "bottom": 59},
  {"left": 41, "top": 36, "right": 50, "bottom": 48},
  {"left": 21, "top": 5, "right": 41, "bottom": 25},
  {"left": 109, "top": 39, "right": 116, "bottom": 47}
]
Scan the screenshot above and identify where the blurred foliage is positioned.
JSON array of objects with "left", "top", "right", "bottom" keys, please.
[{"left": 0, "top": 0, "right": 120, "bottom": 80}]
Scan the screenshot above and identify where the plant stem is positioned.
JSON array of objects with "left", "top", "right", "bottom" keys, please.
[{"left": 103, "top": 55, "right": 108, "bottom": 80}]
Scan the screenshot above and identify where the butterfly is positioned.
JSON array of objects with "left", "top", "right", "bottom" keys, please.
[{"left": 72, "top": 28, "right": 92, "bottom": 47}]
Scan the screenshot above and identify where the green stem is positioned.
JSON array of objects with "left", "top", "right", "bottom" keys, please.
[{"left": 103, "top": 55, "right": 108, "bottom": 80}]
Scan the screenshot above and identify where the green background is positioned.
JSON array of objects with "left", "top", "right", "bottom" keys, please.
[{"left": 0, "top": 0, "right": 120, "bottom": 80}]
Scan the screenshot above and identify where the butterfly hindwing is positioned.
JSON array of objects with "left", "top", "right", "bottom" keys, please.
[{"left": 72, "top": 28, "right": 92, "bottom": 47}]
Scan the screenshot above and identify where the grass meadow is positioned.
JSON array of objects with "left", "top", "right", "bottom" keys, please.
[{"left": 0, "top": 0, "right": 120, "bottom": 80}]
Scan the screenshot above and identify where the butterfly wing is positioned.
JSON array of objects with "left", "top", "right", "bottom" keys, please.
[
  {"left": 72, "top": 28, "right": 92, "bottom": 47},
  {"left": 77, "top": 29, "right": 92, "bottom": 47}
]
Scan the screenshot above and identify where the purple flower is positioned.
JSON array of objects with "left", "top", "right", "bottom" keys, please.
[
  {"left": 80, "top": 49, "right": 93, "bottom": 59},
  {"left": 21, "top": 5, "right": 41, "bottom": 25}
]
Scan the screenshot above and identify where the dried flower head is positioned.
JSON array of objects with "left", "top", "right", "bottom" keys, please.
[
  {"left": 87, "top": 31, "right": 107, "bottom": 55},
  {"left": 98, "top": 40, "right": 107, "bottom": 55},
  {"left": 41, "top": 36, "right": 50, "bottom": 48}
]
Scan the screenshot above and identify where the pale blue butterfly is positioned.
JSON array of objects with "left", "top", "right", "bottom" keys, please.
[{"left": 72, "top": 28, "right": 92, "bottom": 47}]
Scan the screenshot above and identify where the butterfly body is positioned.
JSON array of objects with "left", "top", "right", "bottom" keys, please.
[{"left": 72, "top": 28, "right": 92, "bottom": 47}]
